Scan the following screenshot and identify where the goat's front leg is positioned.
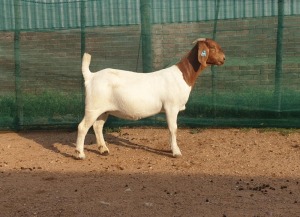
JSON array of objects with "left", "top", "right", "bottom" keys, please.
[
  {"left": 166, "top": 108, "right": 182, "bottom": 157},
  {"left": 93, "top": 113, "right": 109, "bottom": 155}
]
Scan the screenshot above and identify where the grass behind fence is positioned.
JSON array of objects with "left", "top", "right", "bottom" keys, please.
[
  {"left": 0, "top": 88, "right": 300, "bottom": 130},
  {"left": 186, "top": 88, "right": 300, "bottom": 119},
  {"left": 0, "top": 91, "right": 82, "bottom": 129}
]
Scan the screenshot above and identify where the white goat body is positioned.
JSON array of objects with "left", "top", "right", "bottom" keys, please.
[
  {"left": 76, "top": 38, "right": 225, "bottom": 159},
  {"left": 83, "top": 65, "right": 191, "bottom": 120}
]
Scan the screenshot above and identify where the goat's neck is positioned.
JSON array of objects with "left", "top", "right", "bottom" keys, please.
[{"left": 176, "top": 45, "right": 206, "bottom": 87}]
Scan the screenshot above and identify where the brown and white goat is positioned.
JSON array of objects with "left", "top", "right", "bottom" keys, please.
[{"left": 75, "top": 38, "right": 225, "bottom": 159}]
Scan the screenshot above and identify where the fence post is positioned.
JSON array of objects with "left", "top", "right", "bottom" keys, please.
[
  {"left": 81, "top": 0, "right": 86, "bottom": 58},
  {"left": 274, "top": 0, "right": 284, "bottom": 115},
  {"left": 140, "top": 0, "right": 152, "bottom": 72},
  {"left": 14, "top": 0, "right": 23, "bottom": 130},
  {"left": 80, "top": 0, "right": 86, "bottom": 115},
  {"left": 211, "top": 0, "right": 220, "bottom": 119}
]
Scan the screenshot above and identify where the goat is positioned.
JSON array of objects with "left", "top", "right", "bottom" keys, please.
[{"left": 75, "top": 38, "right": 225, "bottom": 159}]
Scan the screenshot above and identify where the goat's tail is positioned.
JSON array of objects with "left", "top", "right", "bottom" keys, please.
[{"left": 82, "top": 53, "right": 92, "bottom": 81}]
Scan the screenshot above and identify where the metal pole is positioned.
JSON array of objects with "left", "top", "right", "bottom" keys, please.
[
  {"left": 80, "top": 0, "right": 86, "bottom": 115},
  {"left": 140, "top": 0, "right": 152, "bottom": 72},
  {"left": 274, "top": 0, "right": 284, "bottom": 115},
  {"left": 81, "top": 0, "right": 86, "bottom": 59},
  {"left": 212, "top": 0, "right": 220, "bottom": 119},
  {"left": 212, "top": 0, "right": 220, "bottom": 39},
  {"left": 14, "top": 0, "right": 22, "bottom": 130}
]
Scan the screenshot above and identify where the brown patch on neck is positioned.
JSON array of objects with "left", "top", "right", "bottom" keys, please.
[{"left": 176, "top": 44, "right": 207, "bottom": 87}]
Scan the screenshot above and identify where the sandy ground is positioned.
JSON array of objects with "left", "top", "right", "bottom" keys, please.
[{"left": 0, "top": 127, "right": 300, "bottom": 217}]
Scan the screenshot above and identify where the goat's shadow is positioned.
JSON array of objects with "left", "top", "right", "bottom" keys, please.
[
  {"left": 19, "top": 130, "right": 173, "bottom": 159},
  {"left": 18, "top": 130, "right": 77, "bottom": 159},
  {"left": 105, "top": 134, "right": 172, "bottom": 157}
]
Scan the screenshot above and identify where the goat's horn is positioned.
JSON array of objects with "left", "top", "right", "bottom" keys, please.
[{"left": 192, "top": 38, "right": 206, "bottom": 44}]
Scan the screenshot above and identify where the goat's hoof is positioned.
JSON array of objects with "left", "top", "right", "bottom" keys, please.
[
  {"left": 101, "top": 150, "right": 110, "bottom": 156},
  {"left": 173, "top": 153, "right": 182, "bottom": 158},
  {"left": 75, "top": 150, "right": 86, "bottom": 160},
  {"left": 98, "top": 146, "right": 110, "bottom": 156},
  {"left": 101, "top": 151, "right": 109, "bottom": 156},
  {"left": 77, "top": 153, "right": 86, "bottom": 160}
]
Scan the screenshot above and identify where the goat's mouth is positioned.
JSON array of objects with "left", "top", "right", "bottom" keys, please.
[
  {"left": 218, "top": 60, "right": 225, "bottom": 65},
  {"left": 216, "top": 59, "right": 225, "bottom": 65},
  {"left": 208, "top": 60, "right": 224, "bottom": 66}
]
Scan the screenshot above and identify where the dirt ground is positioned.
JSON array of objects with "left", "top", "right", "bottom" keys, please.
[{"left": 0, "top": 127, "right": 300, "bottom": 217}]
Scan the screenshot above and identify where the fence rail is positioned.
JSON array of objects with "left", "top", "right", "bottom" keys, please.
[{"left": 1, "top": 0, "right": 300, "bottom": 31}]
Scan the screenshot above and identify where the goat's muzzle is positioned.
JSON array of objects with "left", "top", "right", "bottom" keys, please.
[{"left": 218, "top": 55, "right": 226, "bottom": 65}]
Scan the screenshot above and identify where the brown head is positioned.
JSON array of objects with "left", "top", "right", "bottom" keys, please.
[{"left": 176, "top": 38, "right": 225, "bottom": 86}]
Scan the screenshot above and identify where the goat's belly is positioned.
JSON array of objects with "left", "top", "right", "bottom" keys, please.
[
  {"left": 109, "top": 111, "right": 155, "bottom": 120},
  {"left": 109, "top": 102, "right": 163, "bottom": 121}
]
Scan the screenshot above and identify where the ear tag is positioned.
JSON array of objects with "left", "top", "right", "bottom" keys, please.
[{"left": 201, "top": 50, "right": 207, "bottom": 57}]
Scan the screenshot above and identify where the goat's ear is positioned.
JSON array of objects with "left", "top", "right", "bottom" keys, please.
[{"left": 197, "top": 41, "right": 209, "bottom": 67}]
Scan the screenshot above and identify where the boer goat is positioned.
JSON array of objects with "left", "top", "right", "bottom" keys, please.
[{"left": 76, "top": 38, "right": 225, "bottom": 159}]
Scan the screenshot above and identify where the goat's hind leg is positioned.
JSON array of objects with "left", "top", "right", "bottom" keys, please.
[
  {"left": 76, "top": 110, "right": 99, "bottom": 159},
  {"left": 93, "top": 113, "right": 109, "bottom": 155}
]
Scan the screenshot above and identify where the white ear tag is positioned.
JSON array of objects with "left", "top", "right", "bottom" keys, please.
[{"left": 201, "top": 50, "right": 207, "bottom": 57}]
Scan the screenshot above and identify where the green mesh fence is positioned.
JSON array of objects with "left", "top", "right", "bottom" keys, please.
[{"left": 0, "top": 0, "right": 300, "bottom": 130}]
